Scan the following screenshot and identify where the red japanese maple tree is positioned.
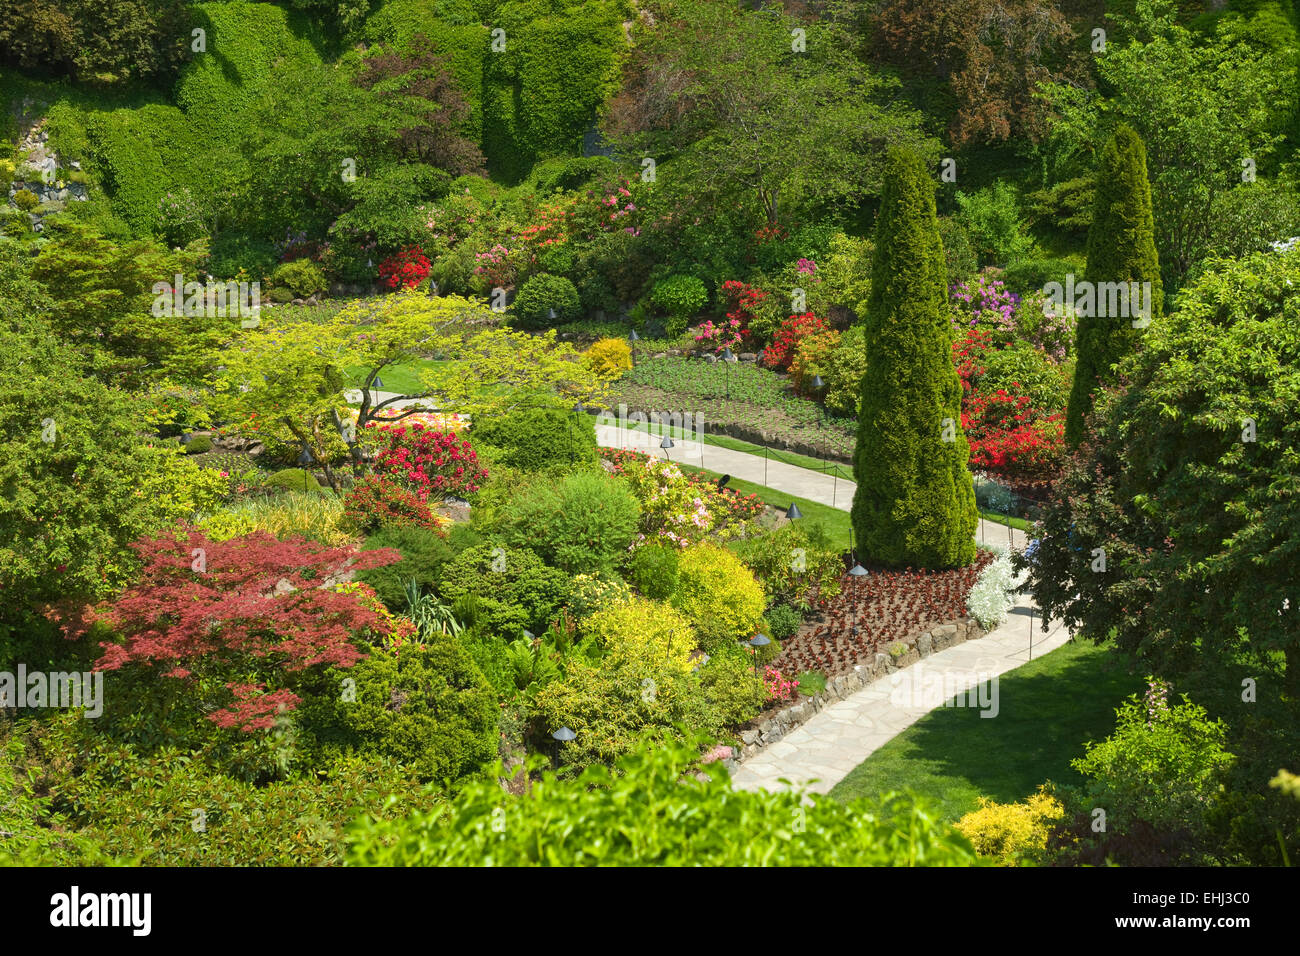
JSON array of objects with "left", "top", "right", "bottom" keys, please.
[{"left": 61, "top": 529, "right": 401, "bottom": 730}]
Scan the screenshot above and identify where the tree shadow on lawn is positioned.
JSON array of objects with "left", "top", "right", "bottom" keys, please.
[{"left": 828, "top": 639, "right": 1144, "bottom": 821}]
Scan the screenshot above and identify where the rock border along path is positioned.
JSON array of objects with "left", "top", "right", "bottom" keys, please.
[{"left": 597, "top": 419, "right": 1071, "bottom": 794}]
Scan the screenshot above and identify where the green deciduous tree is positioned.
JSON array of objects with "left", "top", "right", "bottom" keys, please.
[
  {"left": 605, "top": 0, "right": 935, "bottom": 230},
  {"left": 851, "top": 150, "right": 977, "bottom": 569},
  {"left": 1022, "top": 246, "right": 1300, "bottom": 696},
  {"left": 1040, "top": 0, "right": 1297, "bottom": 292},
  {"left": 1064, "top": 123, "right": 1162, "bottom": 446}
]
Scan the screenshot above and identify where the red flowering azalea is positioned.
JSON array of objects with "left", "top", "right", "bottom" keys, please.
[
  {"left": 378, "top": 246, "right": 432, "bottom": 290},
  {"left": 365, "top": 421, "right": 487, "bottom": 500},
  {"left": 762, "top": 312, "right": 827, "bottom": 371}
]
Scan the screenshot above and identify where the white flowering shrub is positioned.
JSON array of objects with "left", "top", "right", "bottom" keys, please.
[{"left": 967, "top": 546, "right": 1016, "bottom": 629}]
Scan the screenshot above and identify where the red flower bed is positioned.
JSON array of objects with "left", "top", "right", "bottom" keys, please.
[
  {"left": 378, "top": 246, "right": 432, "bottom": 290},
  {"left": 962, "top": 388, "right": 1064, "bottom": 479},
  {"left": 366, "top": 420, "right": 487, "bottom": 501},
  {"left": 772, "top": 551, "right": 993, "bottom": 678}
]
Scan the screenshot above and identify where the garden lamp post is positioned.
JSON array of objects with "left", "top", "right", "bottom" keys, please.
[
  {"left": 660, "top": 434, "right": 674, "bottom": 462},
  {"left": 371, "top": 376, "right": 383, "bottom": 390},
  {"left": 297, "top": 445, "right": 315, "bottom": 493},
  {"left": 722, "top": 346, "right": 734, "bottom": 403},
  {"left": 746, "top": 632, "right": 771, "bottom": 684},
  {"left": 629, "top": 329, "right": 639, "bottom": 369},
  {"left": 786, "top": 502, "right": 802, "bottom": 522},
  {"left": 552, "top": 726, "right": 576, "bottom": 768}
]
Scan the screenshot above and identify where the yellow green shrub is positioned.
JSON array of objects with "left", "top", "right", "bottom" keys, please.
[
  {"left": 139, "top": 450, "right": 230, "bottom": 525},
  {"left": 671, "top": 543, "right": 767, "bottom": 652},
  {"left": 203, "top": 493, "right": 353, "bottom": 547},
  {"left": 954, "top": 787, "right": 1065, "bottom": 865},
  {"left": 585, "top": 337, "right": 633, "bottom": 378},
  {"left": 581, "top": 595, "right": 696, "bottom": 675}
]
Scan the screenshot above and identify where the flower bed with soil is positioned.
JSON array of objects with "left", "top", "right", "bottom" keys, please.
[{"left": 774, "top": 550, "right": 994, "bottom": 679}]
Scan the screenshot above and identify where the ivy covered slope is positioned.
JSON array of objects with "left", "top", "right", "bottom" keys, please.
[{"left": 851, "top": 148, "right": 977, "bottom": 569}]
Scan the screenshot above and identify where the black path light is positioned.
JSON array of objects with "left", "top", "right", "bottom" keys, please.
[
  {"left": 786, "top": 502, "right": 802, "bottom": 521},
  {"left": 371, "top": 375, "right": 384, "bottom": 389},
  {"left": 716, "top": 473, "right": 731, "bottom": 491},
  {"left": 745, "top": 632, "right": 771, "bottom": 682},
  {"left": 551, "top": 725, "right": 576, "bottom": 767},
  {"left": 297, "top": 444, "right": 315, "bottom": 493},
  {"left": 660, "top": 434, "right": 674, "bottom": 461},
  {"left": 722, "top": 346, "right": 734, "bottom": 402}
]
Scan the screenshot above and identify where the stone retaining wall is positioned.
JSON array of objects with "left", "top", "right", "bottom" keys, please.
[{"left": 728, "top": 616, "right": 984, "bottom": 769}]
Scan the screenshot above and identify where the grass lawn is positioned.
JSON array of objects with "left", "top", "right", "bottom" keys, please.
[
  {"left": 828, "top": 638, "right": 1142, "bottom": 822},
  {"left": 343, "top": 358, "right": 445, "bottom": 396}
]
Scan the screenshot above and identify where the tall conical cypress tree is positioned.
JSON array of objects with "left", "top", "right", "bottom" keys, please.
[
  {"left": 850, "top": 149, "right": 976, "bottom": 570},
  {"left": 1064, "top": 123, "right": 1162, "bottom": 446}
]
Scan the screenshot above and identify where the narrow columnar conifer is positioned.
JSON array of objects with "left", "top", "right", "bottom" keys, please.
[
  {"left": 1065, "top": 123, "right": 1163, "bottom": 446},
  {"left": 850, "top": 148, "right": 977, "bottom": 569}
]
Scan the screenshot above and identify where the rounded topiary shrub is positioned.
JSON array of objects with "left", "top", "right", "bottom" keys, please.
[
  {"left": 765, "top": 603, "right": 803, "bottom": 641},
  {"left": 357, "top": 523, "right": 458, "bottom": 611},
  {"left": 183, "top": 434, "right": 213, "bottom": 455},
  {"left": 264, "top": 468, "right": 321, "bottom": 493},
  {"left": 273, "top": 259, "right": 326, "bottom": 298},
  {"left": 470, "top": 408, "right": 597, "bottom": 471},
  {"left": 306, "top": 640, "right": 498, "bottom": 784},
  {"left": 511, "top": 272, "right": 581, "bottom": 329}
]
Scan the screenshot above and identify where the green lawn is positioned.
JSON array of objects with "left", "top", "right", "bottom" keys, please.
[
  {"left": 829, "top": 638, "right": 1142, "bottom": 822},
  {"left": 343, "top": 358, "right": 444, "bottom": 396}
]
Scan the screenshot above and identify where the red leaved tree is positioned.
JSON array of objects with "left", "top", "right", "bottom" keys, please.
[{"left": 61, "top": 528, "right": 401, "bottom": 730}]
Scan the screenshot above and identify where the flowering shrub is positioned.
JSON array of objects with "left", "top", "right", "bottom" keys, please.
[
  {"left": 961, "top": 387, "right": 1065, "bottom": 479},
  {"left": 365, "top": 421, "right": 487, "bottom": 501},
  {"left": 602, "top": 448, "right": 762, "bottom": 543},
  {"left": 693, "top": 316, "right": 743, "bottom": 353},
  {"left": 472, "top": 243, "right": 514, "bottom": 288},
  {"left": 762, "top": 312, "right": 827, "bottom": 371},
  {"left": 720, "top": 279, "right": 768, "bottom": 345},
  {"left": 763, "top": 665, "right": 798, "bottom": 704},
  {"left": 378, "top": 246, "right": 432, "bottom": 290},
  {"left": 342, "top": 475, "right": 446, "bottom": 533},
  {"left": 950, "top": 275, "right": 1019, "bottom": 339},
  {"left": 791, "top": 327, "right": 840, "bottom": 396}
]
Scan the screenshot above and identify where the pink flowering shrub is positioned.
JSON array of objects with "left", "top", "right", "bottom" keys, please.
[
  {"left": 365, "top": 420, "right": 487, "bottom": 501},
  {"left": 763, "top": 666, "right": 798, "bottom": 703},
  {"left": 694, "top": 316, "right": 743, "bottom": 352}
]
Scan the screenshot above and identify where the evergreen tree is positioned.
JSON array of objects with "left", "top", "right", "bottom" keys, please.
[
  {"left": 1065, "top": 123, "right": 1163, "bottom": 446},
  {"left": 851, "top": 149, "right": 977, "bottom": 569}
]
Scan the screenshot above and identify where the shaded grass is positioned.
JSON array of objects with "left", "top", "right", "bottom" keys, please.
[{"left": 829, "top": 638, "right": 1142, "bottom": 822}]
